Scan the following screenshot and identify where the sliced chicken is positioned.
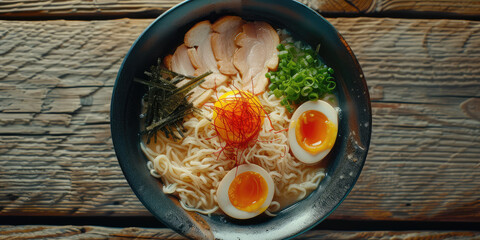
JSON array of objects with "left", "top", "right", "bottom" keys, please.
[
  {"left": 164, "top": 55, "right": 173, "bottom": 71},
  {"left": 164, "top": 44, "right": 195, "bottom": 90},
  {"left": 164, "top": 44, "right": 209, "bottom": 107},
  {"left": 211, "top": 16, "right": 245, "bottom": 75},
  {"left": 164, "top": 44, "right": 195, "bottom": 77},
  {"left": 184, "top": 20, "right": 229, "bottom": 89},
  {"left": 233, "top": 21, "right": 280, "bottom": 95}
]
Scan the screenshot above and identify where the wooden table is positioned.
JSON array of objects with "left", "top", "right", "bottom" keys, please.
[{"left": 1, "top": 0, "right": 479, "bottom": 239}]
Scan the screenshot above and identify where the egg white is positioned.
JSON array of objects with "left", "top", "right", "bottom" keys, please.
[
  {"left": 216, "top": 164, "right": 274, "bottom": 219},
  {"left": 288, "top": 100, "right": 338, "bottom": 164}
]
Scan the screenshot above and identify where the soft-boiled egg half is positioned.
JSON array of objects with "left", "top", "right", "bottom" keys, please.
[
  {"left": 288, "top": 100, "right": 338, "bottom": 164},
  {"left": 217, "top": 164, "right": 274, "bottom": 219}
]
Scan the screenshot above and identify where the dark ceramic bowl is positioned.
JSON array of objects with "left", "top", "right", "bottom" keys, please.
[{"left": 111, "top": 0, "right": 371, "bottom": 239}]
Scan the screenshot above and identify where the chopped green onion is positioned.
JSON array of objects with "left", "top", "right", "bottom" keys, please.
[
  {"left": 287, "top": 61, "right": 297, "bottom": 69},
  {"left": 285, "top": 86, "right": 297, "bottom": 96},
  {"left": 301, "top": 86, "right": 313, "bottom": 96},
  {"left": 265, "top": 71, "right": 272, "bottom": 79},
  {"left": 287, "top": 92, "right": 300, "bottom": 101},
  {"left": 292, "top": 73, "right": 303, "bottom": 83},
  {"left": 305, "top": 54, "right": 314, "bottom": 64},
  {"left": 267, "top": 38, "right": 336, "bottom": 112},
  {"left": 304, "top": 77, "right": 315, "bottom": 86},
  {"left": 308, "top": 92, "right": 319, "bottom": 101},
  {"left": 269, "top": 83, "right": 278, "bottom": 91},
  {"left": 278, "top": 50, "right": 290, "bottom": 58},
  {"left": 327, "top": 80, "right": 336, "bottom": 91},
  {"left": 273, "top": 89, "right": 283, "bottom": 98}
]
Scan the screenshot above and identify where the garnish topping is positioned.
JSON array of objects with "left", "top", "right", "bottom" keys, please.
[
  {"left": 135, "top": 58, "right": 212, "bottom": 142},
  {"left": 212, "top": 90, "right": 265, "bottom": 149},
  {"left": 266, "top": 42, "right": 336, "bottom": 112}
]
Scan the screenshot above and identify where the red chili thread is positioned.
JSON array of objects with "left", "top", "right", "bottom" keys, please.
[
  {"left": 210, "top": 85, "right": 275, "bottom": 167},
  {"left": 206, "top": 79, "right": 290, "bottom": 170},
  {"left": 215, "top": 92, "right": 262, "bottom": 144},
  {"left": 273, "top": 128, "right": 288, "bottom": 134}
]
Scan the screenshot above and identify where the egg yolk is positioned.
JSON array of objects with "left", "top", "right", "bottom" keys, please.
[
  {"left": 295, "top": 110, "right": 337, "bottom": 155},
  {"left": 213, "top": 91, "right": 264, "bottom": 147},
  {"left": 228, "top": 171, "right": 268, "bottom": 212}
]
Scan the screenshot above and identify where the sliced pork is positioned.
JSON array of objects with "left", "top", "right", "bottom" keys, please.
[
  {"left": 164, "top": 44, "right": 210, "bottom": 107},
  {"left": 164, "top": 44, "right": 195, "bottom": 76},
  {"left": 211, "top": 16, "right": 245, "bottom": 76},
  {"left": 184, "top": 20, "right": 229, "bottom": 89},
  {"left": 233, "top": 21, "right": 279, "bottom": 95}
]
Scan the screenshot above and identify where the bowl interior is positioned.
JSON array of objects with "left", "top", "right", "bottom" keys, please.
[{"left": 111, "top": 0, "right": 371, "bottom": 239}]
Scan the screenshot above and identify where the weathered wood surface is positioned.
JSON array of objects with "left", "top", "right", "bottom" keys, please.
[
  {"left": 1, "top": 225, "right": 479, "bottom": 240},
  {"left": 0, "top": 0, "right": 479, "bottom": 18},
  {"left": 0, "top": 17, "right": 479, "bottom": 222}
]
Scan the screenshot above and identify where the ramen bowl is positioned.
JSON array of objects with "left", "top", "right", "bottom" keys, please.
[{"left": 110, "top": 0, "right": 371, "bottom": 239}]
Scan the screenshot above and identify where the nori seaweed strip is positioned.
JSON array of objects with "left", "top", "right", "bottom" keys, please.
[
  {"left": 144, "top": 107, "right": 192, "bottom": 138},
  {"left": 171, "top": 75, "right": 186, "bottom": 85},
  {"left": 146, "top": 88, "right": 155, "bottom": 127},
  {"left": 173, "top": 71, "right": 212, "bottom": 95},
  {"left": 160, "top": 68, "right": 196, "bottom": 80},
  {"left": 137, "top": 59, "right": 212, "bottom": 142},
  {"left": 175, "top": 122, "right": 185, "bottom": 138},
  {"left": 134, "top": 78, "right": 175, "bottom": 91},
  {"left": 162, "top": 92, "right": 187, "bottom": 116}
]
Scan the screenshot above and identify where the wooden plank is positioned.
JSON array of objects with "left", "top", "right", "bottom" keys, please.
[
  {"left": 0, "top": 0, "right": 180, "bottom": 19},
  {"left": 298, "top": 0, "right": 374, "bottom": 13},
  {"left": 0, "top": 0, "right": 479, "bottom": 19},
  {"left": 371, "top": 0, "right": 480, "bottom": 16},
  {"left": 0, "top": 226, "right": 479, "bottom": 239},
  {"left": 328, "top": 17, "right": 480, "bottom": 221},
  {"left": 0, "top": 225, "right": 185, "bottom": 240},
  {"left": 0, "top": 17, "right": 479, "bottom": 222}
]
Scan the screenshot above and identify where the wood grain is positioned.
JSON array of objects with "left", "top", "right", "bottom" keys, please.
[
  {"left": 298, "top": 0, "right": 374, "bottom": 13},
  {"left": 0, "top": 0, "right": 180, "bottom": 18},
  {"left": 0, "top": 17, "right": 479, "bottom": 222},
  {"left": 0, "top": 226, "right": 479, "bottom": 240},
  {"left": 372, "top": 0, "right": 480, "bottom": 16},
  {"left": 327, "top": 17, "right": 480, "bottom": 221},
  {"left": 0, "top": 0, "right": 479, "bottom": 19}
]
